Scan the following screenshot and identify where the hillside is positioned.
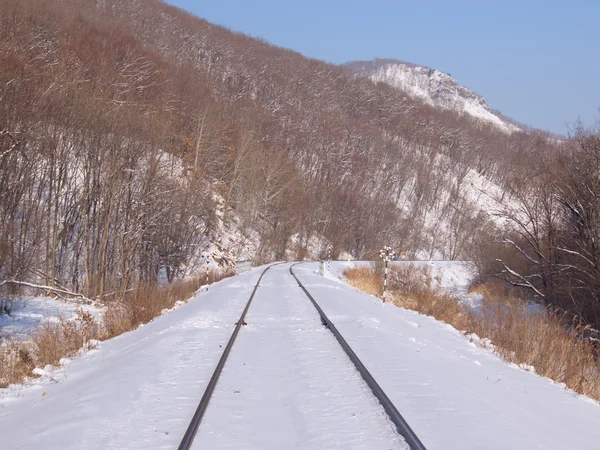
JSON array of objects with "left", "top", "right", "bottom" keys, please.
[{"left": 3, "top": 2, "right": 600, "bottom": 447}]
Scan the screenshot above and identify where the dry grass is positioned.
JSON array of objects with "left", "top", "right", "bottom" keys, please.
[
  {"left": 344, "top": 265, "right": 600, "bottom": 401},
  {"left": 1, "top": 340, "right": 34, "bottom": 388},
  {"left": 471, "top": 301, "right": 600, "bottom": 399},
  {"left": 103, "top": 277, "right": 204, "bottom": 338},
  {"left": 1, "top": 309, "right": 101, "bottom": 388},
  {"left": 343, "top": 266, "right": 382, "bottom": 297},
  {"left": 1, "top": 270, "right": 233, "bottom": 388}
]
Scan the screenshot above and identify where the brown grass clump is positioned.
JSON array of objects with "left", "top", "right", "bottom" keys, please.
[
  {"left": 344, "top": 266, "right": 382, "bottom": 297},
  {"left": 0, "top": 340, "right": 34, "bottom": 388},
  {"left": 344, "top": 264, "right": 600, "bottom": 401},
  {"left": 103, "top": 278, "right": 200, "bottom": 338},
  {"left": 103, "top": 270, "right": 233, "bottom": 338},
  {"left": 1, "top": 270, "right": 233, "bottom": 388},
  {"left": 33, "top": 309, "right": 101, "bottom": 368}
]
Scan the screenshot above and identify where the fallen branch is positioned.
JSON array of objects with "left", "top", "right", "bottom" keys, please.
[
  {"left": 27, "top": 267, "right": 70, "bottom": 292},
  {"left": 0, "top": 280, "right": 93, "bottom": 304},
  {"left": 93, "top": 287, "right": 138, "bottom": 300}
]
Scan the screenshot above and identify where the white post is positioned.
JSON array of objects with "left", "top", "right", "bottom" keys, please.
[
  {"left": 379, "top": 246, "right": 396, "bottom": 302},
  {"left": 205, "top": 255, "right": 210, "bottom": 289},
  {"left": 384, "top": 263, "right": 388, "bottom": 300}
]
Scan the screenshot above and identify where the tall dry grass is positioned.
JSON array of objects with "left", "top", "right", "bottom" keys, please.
[
  {"left": 1, "top": 270, "right": 232, "bottom": 388},
  {"left": 343, "top": 266, "right": 382, "bottom": 297},
  {"left": 344, "top": 265, "right": 600, "bottom": 401},
  {"left": 102, "top": 277, "right": 208, "bottom": 338}
]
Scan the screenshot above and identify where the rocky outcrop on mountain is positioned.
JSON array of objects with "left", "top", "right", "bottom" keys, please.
[{"left": 344, "top": 59, "right": 519, "bottom": 133}]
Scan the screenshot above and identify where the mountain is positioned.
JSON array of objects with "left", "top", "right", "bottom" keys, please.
[{"left": 344, "top": 59, "right": 519, "bottom": 133}]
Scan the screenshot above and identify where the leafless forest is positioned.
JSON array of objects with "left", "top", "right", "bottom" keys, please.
[{"left": 1, "top": 0, "right": 599, "bottom": 328}]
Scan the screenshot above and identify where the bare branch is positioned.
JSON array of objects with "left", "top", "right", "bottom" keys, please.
[{"left": 495, "top": 259, "right": 546, "bottom": 297}]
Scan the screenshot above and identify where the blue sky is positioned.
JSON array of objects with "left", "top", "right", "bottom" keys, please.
[{"left": 165, "top": 0, "right": 599, "bottom": 135}]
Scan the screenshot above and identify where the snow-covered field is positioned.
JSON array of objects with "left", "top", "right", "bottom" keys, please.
[
  {"left": 298, "top": 263, "right": 600, "bottom": 449},
  {"left": 195, "top": 264, "right": 406, "bottom": 449},
  {"left": 0, "top": 297, "right": 104, "bottom": 341},
  {"left": 1, "top": 262, "right": 599, "bottom": 449}
]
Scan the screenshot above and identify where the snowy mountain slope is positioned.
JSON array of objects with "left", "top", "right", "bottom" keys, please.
[
  {"left": 386, "top": 144, "right": 521, "bottom": 259},
  {"left": 345, "top": 59, "right": 519, "bottom": 133},
  {"left": 3, "top": 263, "right": 599, "bottom": 449}
]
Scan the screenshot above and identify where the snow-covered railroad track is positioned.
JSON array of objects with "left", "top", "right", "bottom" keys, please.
[
  {"left": 178, "top": 263, "right": 275, "bottom": 449},
  {"left": 4, "top": 262, "right": 600, "bottom": 449},
  {"left": 179, "top": 263, "right": 422, "bottom": 450},
  {"left": 289, "top": 263, "right": 426, "bottom": 450}
]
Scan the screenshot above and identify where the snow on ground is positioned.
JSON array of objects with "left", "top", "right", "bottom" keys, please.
[
  {"left": 328, "top": 259, "right": 485, "bottom": 310},
  {"left": 0, "top": 266, "right": 406, "bottom": 449},
  {"left": 296, "top": 263, "right": 600, "bottom": 449},
  {"left": 2, "top": 262, "right": 599, "bottom": 449},
  {"left": 0, "top": 270, "right": 265, "bottom": 449},
  {"left": 0, "top": 296, "right": 105, "bottom": 341},
  {"left": 195, "top": 264, "right": 406, "bottom": 449}
]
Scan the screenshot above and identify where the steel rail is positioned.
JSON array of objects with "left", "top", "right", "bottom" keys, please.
[
  {"left": 289, "top": 263, "right": 427, "bottom": 450},
  {"left": 177, "top": 264, "right": 275, "bottom": 450}
]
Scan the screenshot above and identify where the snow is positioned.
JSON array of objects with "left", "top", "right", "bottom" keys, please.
[
  {"left": 0, "top": 271, "right": 263, "bottom": 449},
  {"left": 1, "top": 262, "right": 599, "bottom": 449},
  {"left": 363, "top": 61, "right": 520, "bottom": 133},
  {"left": 295, "top": 263, "right": 600, "bottom": 449},
  {"left": 0, "top": 296, "right": 105, "bottom": 341},
  {"left": 381, "top": 141, "right": 523, "bottom": 259},
  {"left": 461, "top": 166, "right": 520, "bottom": 228},
  {"left": 0, "top": 266, "right": 406, "bottom": 449},
  {"left": 195, "top": 264, "right": 406, "bottom": 449}
]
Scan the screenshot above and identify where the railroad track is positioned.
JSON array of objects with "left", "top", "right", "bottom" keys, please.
[{"left": 178, "top": 262, "right": 426, "bottom": 450}]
